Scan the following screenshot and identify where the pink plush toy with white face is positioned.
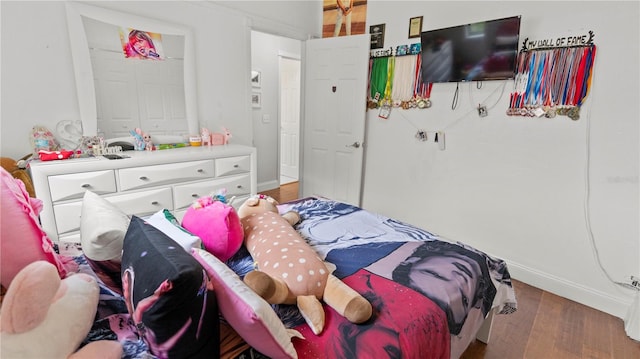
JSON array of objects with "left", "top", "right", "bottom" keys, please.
[{"left": 181, "top": 194, "right": 243, "bottom": 262}]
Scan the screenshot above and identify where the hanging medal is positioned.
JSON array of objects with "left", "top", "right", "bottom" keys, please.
[
  {"left": 366, "top": 58, "right": 375, "bottom": 109},
  {"left": 370, "top": 57, "right": 388, "bottom": 109},
  {"left": 379, "top": 56, "right": 394, "bottom": 119},
  {"left": 423, "top": 82, "right": 433, "bottom": 108},
  {"left": 391, "top": 54, "right": 416, "bottom": 109},
  {"left": 413, "top": 54, "right": 431, "bottom": 109}
]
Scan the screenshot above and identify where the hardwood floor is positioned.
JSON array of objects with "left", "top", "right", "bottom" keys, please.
[
  {"left": 259, "top": 181, "right": 299, "bottom": 204},
  {"left": 259, "top": 182, "right": 640, "bottom": 358},
  {"left": 462, "top": 279, "right": 640, "bottom": 359}
]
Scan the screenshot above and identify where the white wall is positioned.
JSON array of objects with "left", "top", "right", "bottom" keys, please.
[
  {"left": 0, "top": 0, "right": 319, "bottom": 160},
  {"left": 362, "top": 1, "right": 639, "bottom": 321}
]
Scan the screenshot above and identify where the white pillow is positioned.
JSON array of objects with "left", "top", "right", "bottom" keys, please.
[
  {"left": 80, "top": 191, "right": 130, "bottom": 261},
  {"left": 146, "top": 209, "right": 202, "bottom": 251}
]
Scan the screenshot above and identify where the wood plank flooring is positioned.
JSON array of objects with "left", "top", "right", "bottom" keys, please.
[
  {"left": 462, "top": 279, "right": 640, "bottom": 358},
  {"left": 259, "top": 182, "right": 640, "bottom": 358},
  {"left": 259, "top": 181, "right": 300, "bottom": 204}
]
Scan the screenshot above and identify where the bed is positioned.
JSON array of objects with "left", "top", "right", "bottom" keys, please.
[{"left": 73, "top": 196, "right": 517, "bottom": 359}]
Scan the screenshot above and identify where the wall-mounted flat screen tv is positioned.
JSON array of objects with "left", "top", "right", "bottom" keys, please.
[{"left": 420, "top": 16, "right": 521, "bottom": 83}]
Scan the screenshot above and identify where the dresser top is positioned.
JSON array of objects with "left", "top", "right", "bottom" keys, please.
[{"left": 29, "top": 145, "right": 256, "bottom": 175}]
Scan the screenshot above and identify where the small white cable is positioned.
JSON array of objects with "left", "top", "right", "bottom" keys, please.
[
  {"left": 582, "top": 84, "right": 639, "bottom": 292},
  {"left": 467, "top": 81, "right": 507, "bottom": 111}
]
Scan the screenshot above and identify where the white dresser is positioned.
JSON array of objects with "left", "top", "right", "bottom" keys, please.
[{"left": 29, "top": 145, "right": 257, "bottom": 243}]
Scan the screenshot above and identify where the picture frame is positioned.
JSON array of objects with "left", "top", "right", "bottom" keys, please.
[
  {"left": 408, "top": 16, "right": 423, "bottom": 38},
  {"left": 251, "top": 91, "right": 261, "bottom": 108},
  {"left": 251, "top": 70, "right": 261, "bottom": 88},
  {"left": 369, "top": 24, "right": 385, "bottom": 49}
]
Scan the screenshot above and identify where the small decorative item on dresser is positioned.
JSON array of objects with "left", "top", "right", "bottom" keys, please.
[
  {"left": 201, "top": 127, "right": 212, "bottom": 146},
  {"left": 211, "top": 127, "right": 232, "bottom": 145},
  {"left": 189, "top": 135, "right": 202, "bottom": 147}
]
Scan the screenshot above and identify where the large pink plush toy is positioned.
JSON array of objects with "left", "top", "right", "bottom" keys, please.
[
  {"left": 181, "top": 193, "right": 244, "bottom": 262},
  {"left": 0, "top": 261, "right": 122, "bottom": 359}
]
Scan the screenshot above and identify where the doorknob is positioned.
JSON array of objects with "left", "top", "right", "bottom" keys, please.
[{"left": 346, "top": 141, "right": 361, "bottom": 148}]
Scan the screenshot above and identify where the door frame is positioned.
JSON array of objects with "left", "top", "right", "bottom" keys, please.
[
  {"left": 249, "top": 28, "right": 304, "bottom": 194},
  {"left": 277, "top": 51, "right": 301, "bottom": 185}
]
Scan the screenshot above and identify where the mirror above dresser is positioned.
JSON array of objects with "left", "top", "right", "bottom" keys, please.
[{"left": 65, "top": 2, "right": 199, "bottom": 142}]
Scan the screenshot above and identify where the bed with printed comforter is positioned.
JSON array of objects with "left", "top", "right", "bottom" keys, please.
[{"left": 81, "top": 196, "right": 516, "bottom": 359}]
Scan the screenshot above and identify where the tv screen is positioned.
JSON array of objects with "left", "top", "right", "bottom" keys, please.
[{"left": 420, "top": 16, "right": 521, "bottom": 83}]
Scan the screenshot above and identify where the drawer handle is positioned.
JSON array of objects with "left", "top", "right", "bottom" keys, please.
[
  {"left": 81, "top": 183, "right": 91, "bottom": 188},
  {"left": 197, "top": 169, "right": 204, "bottom": 173},
  {"left": 236, "top": 185, "right": 243, "bottom": 189},
  {"left": 191, "top": 193, "right": 199, "bottom": 198},
  {"left": 233, "top": 164, "right": 239, "bottom": 168},
  {"left": 151, "top": 201, "right": 159, "bottom": 205},
  {"left": 139, "top": 176, "right": 149, "bottom": 181}
]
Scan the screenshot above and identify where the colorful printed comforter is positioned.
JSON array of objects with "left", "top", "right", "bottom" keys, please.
[{"left": 80, "top": 197, "right": 516, "bottom": 359}]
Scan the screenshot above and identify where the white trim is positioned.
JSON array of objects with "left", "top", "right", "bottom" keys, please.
[
  {"left": 278, "top": 50, "right": 301, "bottom": 61},
  {"left": 506, "top": 260, "right": 634, "bottom": 319}
]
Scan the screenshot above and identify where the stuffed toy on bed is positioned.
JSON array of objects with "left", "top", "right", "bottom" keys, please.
[
  {"left": 0, "top": 261, "right": 122, "bottom": 359},
  {"left": 181, "top": 191, "right": 244, "bottom": 262},
  {"left": 237, "top": 195, "right": 373, "bottom": 335}
]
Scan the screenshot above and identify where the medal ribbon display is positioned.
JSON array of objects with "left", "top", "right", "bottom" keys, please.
[
  {"left": 413, "top": 54, "right": 426, "bottom": 99},
  {"left": 391, "top": 55, "right": 416, "bottom": 106},
  {"left": 369, "top": 57, "right": 389, "bottom": 101},
  {"left": 507, "top": 45, "right": 596, "bottom": 119},
  {"left": 366, "top": 52, "right": 436, "bottom": 111},
  {"left": 382, "top": 56, "right": 395, "bottom": 103}
]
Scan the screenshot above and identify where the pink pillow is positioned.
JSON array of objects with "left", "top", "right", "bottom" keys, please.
[
  {"left": 181, "top": 197, "right": 243, "bottom": 261},
  {"left": 191, "top": 248, "right": 299, "bottom": 359},
  {"left": 0, "top": 168, "right": 68, "bottom": 287}
]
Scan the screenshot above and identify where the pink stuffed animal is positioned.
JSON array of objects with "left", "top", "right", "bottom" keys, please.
[
  {"left": 143, "top": 132, "right": 153, "bottom": 151},
  {"left": 181, "top": 192, "right": 243, "bottom": 262},
  {"left": 0, "top": 261, "right": 122, "bottom": 359},
  {"left": 211, "top": 127, "right": 231, "bottom": 145},
  {"left": 200, "top": 128, "right": 212, "bottom": 147}
]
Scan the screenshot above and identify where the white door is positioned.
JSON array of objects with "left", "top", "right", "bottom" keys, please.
[
  {"left": 91, "top": 51, "right": 139, "bottom": 138},
  {"left": 302, "top": 34, "right": 369, "bottom": 206},
  {"left": 279, "top": 56, "right": 301, "bottom": 184},
  {"left": 91, "top": 50, "right": 186, "bottom": 138},
  {"left": 136, "top": 59, "right": 187, "bottom": 136}
]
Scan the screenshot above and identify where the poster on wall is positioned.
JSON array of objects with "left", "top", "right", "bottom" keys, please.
[
  {"left": 120, "top": 28, "right": 165, "bottom": 60},
  {"left": 322, "top": 0, "right": 368, "bottom": 38}
]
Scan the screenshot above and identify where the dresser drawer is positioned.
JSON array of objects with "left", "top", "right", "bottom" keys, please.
[
  {"left": 118, "top": 160, "right": 214, "bottom": 191},
  {"left": 53, "top": 187, "right": 173, "bottom": 234},
  {"left": 215, "top": 156, "right": 251, "bottom": 177},
  {"left": 173, "top": 174, "right": 251, "bottom": 209},
  {"left": 48, "top": 170, "right": 116, "bottom": 202}
]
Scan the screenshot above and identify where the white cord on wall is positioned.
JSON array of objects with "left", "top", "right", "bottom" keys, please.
[
  {"left": 582, "top": 85, "right": 639, "bottom": 293},
  {"left": 382, "top": 73, "right": 637, "bottom": 295}
]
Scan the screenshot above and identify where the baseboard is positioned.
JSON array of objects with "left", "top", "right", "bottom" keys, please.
[
  {"left": 506, "top": 260, "right": 634, "bottom": 319},
  {"left": 258, "top": 179, "right": 280, "bottom": 193}
]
